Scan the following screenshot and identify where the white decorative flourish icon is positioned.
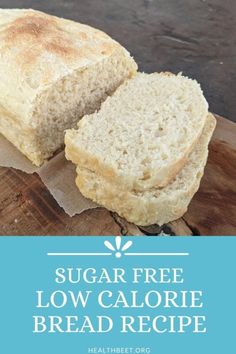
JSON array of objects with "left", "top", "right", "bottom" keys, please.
[
  {"left": 48, "top": 237, "right": 189, "bottom": 258},
  {"left": 104, "top": 236, "right": 133, "bottom": 258}
]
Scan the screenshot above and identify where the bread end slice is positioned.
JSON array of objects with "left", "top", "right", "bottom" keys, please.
[{"left": 75, "top": 114, "right": 216, "bottom": 226}]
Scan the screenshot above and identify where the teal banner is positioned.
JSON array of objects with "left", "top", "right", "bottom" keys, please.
[{"left": 0, "top": 237, "right": 234, "bottom": 353}]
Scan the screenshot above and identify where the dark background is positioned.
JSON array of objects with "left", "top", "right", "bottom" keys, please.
[{"left": 1, "top": 0, "right": 235, "bottom": 121}]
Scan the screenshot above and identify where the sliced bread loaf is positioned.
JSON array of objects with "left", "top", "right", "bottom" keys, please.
[
  {"left": 65, "top": 72, "right": 208, "bottom": 191},
  {"left": 75, "top": 114, "right": 216, "bottom": 226},
  {"left": 0, "top": 9, "right": 137, "bottom": 165}
]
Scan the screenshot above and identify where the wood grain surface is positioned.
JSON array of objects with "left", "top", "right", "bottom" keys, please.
[{"left": 0, "top": 115, "right": 235, "bottom": 236}]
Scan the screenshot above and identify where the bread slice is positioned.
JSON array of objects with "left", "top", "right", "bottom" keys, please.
[
  {"left": 75, "top": 114, "right": 216, "bottom": 226},
  {"left": 65, "top": 72, "right": 208, "bottom": 191},
  {"left": 0, "top": 9, "right": 137, "bottom": 166}
]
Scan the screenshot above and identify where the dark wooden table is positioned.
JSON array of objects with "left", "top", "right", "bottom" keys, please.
[
  {"left": 1, "top": 0, "right": 236, "bottom": 121},
  {"left": 0, "top": 2, "right": 236, "bottom": 236}
]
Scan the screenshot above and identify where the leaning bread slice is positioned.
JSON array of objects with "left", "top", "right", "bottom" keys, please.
[
  {"left": 0, "top": 9, "right": 137, "bottom": 166},
  {"left": 65, "top": 72, "right": 208, "bottom": 191},
  {"left": 75, "top": 114, "right": 216, "bottom": 226}
]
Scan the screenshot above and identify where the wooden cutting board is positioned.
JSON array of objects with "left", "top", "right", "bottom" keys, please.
[{"left": 0, "top": 114, "right": 235, "bottom": 236}]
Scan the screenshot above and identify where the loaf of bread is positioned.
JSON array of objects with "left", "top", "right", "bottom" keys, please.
[
  {"left": 0, "top": 9, "right": 137, "bottom": 165},
  {"left": 65, "top": 72, "right": 208, "bottom": 191},
  {"left": 75, "top": 114, "right": 216, "bottom": 226}
]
